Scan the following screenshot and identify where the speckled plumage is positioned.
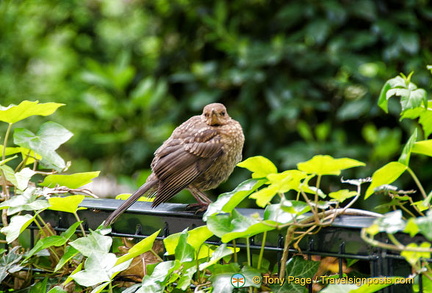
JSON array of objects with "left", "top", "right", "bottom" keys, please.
[{"left": 104, "top": 103, "right": 244, "bottom": 226}]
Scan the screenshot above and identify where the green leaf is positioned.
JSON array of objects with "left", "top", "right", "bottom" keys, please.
[
  {"left": 0, "top": 187, "right": 50, "bottom": 214},
  {"left": 329, "top": 189, "right": 358, "bottom": 202},
  {"left": 141, "top": 260, "right": 180, "bottom": 291},
  {"left": 404, "top": 218, "right": 419, "bottom": 238},
  {"left": 414, "top": 211, "right": 432, "bottom": 241},
  {"left": 207, "top": 209, "right": 274, "bottom": 243},
  {"left": 0, "top": 214, "right": 34, "bottom": 243},
  {"left": 71, "top": 252, "right": 130, "bottom": 287},
  {"left": 176, "top": 266, "right": 197, "bottom": 290},
  {"left": 204, "top": 179, "right": 265, "bottom": 219},
  {"left": 297, "top": 155, "right": 365, "bottom": 176},
  {"left": 0, "top": 100, "right": 64, "bottom": 124},
  {"left": 279, "top": 200, "right": 310, "bottom": 217},
  {"left": 418, "top": 105, "right": 432, "bottom": 137},
  {"left": 264, "top": 203, "right": 308, "bottom": 225},
  {"left": 267, "top": 170, "right": 308, "bottom": 193},
  {"left": 70, "top": 230, "right": 112, "bottom": 257},
  {"left": 48, "top": 195, "right": 86, "bottom": 213},
  {"left": 380, "top": 74, "right": 428, "bottom": 115},
  {"left": 278, "top": 256, "right": 319, "bottom": 292},
  {"left": 25, "top": 222, "right": 81, "bottom": 261},
  {"left": 54, "top": 246, "right": 79, "bottom": 272},
  {"left": 0, "top": 247, "right": 23, "bottom": 283},
  {"left": 14, "top": 122, "right": 73, "bottom": 171},
  {"left": 401, "top": 242, "right": 431, "bottom": 266},
  {"left": 199, "top": 244, "right": 234, "bottom": 270},
  {"left": 164, "top": 226, "right": 213, "bottom": 256},
  {"left": 412, "top": 140, "right": 432, "bottom": 157},
  {"left": 365, "top": 162, "right": 407, "bottom": 199},
  {"left": 378, "top": 79, "right": 393, "bottom": 113},
  {"left": 40, "top": 171, "right": 101, "bottom": 189},
  {"left": 372, "top": 210, "right": 405, "bottom": 234},
  {"left": 249, "top": 185, "right": 279, "bottom": 207},
  {"left": 0, "top": 166, "right": 36, "bottom": 191},
  {"left": 0, "top": 165, "right": 18, "bottom": 188},
  {"left": 15, "top": 168, "right": 36, "bottom": 190},
  {"left": 47, "top": 286, "right": 68, "bottom": 293},
  {"left": 116, "top": 229, "right": 160, "bottom": 265},
  {"left": 237, "top": 156, "right": 277, "bottom": 178},
  {"left": 0, "top": 146, "right": 22, "bottom": 157},
  {"left": 174, "top": 231, "right": 195, "bottom": 263},
  {"left": 398, "top": 129, "right": 417, "bottom": 166}
]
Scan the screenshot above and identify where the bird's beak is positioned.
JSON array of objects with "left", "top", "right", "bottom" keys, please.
[{"left": 210, "top": 109, "right": 221, "bottom": 125}]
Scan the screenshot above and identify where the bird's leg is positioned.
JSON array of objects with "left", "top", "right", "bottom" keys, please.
[{"left": 187, "top": 186, "right": 212, "bottom": 211}]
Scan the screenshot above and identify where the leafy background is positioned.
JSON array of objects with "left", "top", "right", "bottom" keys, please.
[{"left": 1, "top": 0, "right": 431, "bottom": 209}]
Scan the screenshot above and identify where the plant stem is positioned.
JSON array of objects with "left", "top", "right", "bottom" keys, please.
[
  {"left": 279, "top": 226, "right": 295, "bottom": 279},
  {"left": 246, "top": 237, "right": 251, "bottom": 267},
  {"left": 257, "top": 231, "right": 267, "bottom": 270},
  {"left": 232, "top": 240, "right": 237, "bottom": 263},
  {"left": 2, "top": 123, "right": 13, "bottom": 161},
  {"left": 73, "top": 212, "right": 86, "bottom": 237},
  {"left": 407, "top": 167, "right": 427, "bottom": 199}
]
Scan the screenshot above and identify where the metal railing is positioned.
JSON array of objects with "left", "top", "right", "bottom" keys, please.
[{"left": 3, "top": 199, "right": 423, "bottom": 292}]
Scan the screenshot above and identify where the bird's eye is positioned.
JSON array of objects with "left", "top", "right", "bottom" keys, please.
[
  {"left": 204, "top": 113, "right": 210, "bottom": 117},
  {"left": 220, "top": 111, "right": 226, "bottom": 116}
]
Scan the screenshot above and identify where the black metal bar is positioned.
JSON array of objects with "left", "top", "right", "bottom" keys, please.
[{"left": 0, "top": 198, "right": 424, "bottom": 292}]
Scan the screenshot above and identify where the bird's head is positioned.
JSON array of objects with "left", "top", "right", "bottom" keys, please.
[{"left": 202, "top": 103, "right": 230, "bottom": 126}]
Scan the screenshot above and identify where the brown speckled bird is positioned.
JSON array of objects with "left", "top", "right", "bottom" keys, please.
[{"left": 104, "top": 103, "right": 244, "bottom": 226}]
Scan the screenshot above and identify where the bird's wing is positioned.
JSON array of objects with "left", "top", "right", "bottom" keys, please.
[{"left": 151, "top": 127, "right": 224, "bottom": 206}]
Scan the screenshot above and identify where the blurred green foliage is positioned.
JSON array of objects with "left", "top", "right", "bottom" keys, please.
[{"left": 1, "top": 0, "right": 431, "bottom": 201}]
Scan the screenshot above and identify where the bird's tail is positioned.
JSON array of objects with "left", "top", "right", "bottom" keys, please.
[{"left": 103, "top": 180, "right": 158, "bottom": 227}]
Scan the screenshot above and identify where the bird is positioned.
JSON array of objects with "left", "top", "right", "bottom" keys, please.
[{"left": 103, "top": 103, "right": 244, "bottom": 226}]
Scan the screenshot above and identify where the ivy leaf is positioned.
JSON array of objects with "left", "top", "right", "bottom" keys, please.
[
  {"left": 0, "top": 100, "right": 64, "bottom": 124},
  {"left": 54, "top": 246, "right": 79, "bottom": 272},
  {"left": 297, "top": 155, "right": 365, "bottom": 176},
  {"left": 40, "top": 171, "right": 101, "bottom": 189},
  {"left": 48, "top": 195, "right": 86, "bottom": 213},
  {"left": 0, "top": 214, "right": 34, "bottom": 243},
  {"left": 204, "top": 179, "right": 265, "bottom": 219},
  {"left": 267, "top": 170, "right": 307, "bottom": 193},
  {"left": 329, "top": 189, "right": 357, "bottom": 202},
  {"left": 70, "top": 230, "right": 112, "bottom": 257},
  {"left": 249, "top": 185, "right": 279, "bottom": 207},
  {"left": 207, "top": 209, "right": 274, "bottom": 243},
  {"left": 237, "top": 156, "right": 277, "bottom": 178},
  {"left": 199, "top": 244, "right": 234, "bottom": 270},
  {"left": 14, "top": 122, "right": 73, "bottom": 171},
  {"left": 116, "top": 229, "right": 160, "bottom": 265},
  {"left": 413, "top": 211, "right": 432, "bottom": 241},
  {"left": 25, "top": 222, "right": 81, "bottom": 260},
  {"left": 412, "top": 140, "right": 432, "bottom": 157},
  {"left": 365, "top": 162, "right": 407, "bottom": 199},
  {"left": 71, "top": 252, "right": 131, "bottom": 287},
  {"left": 378, "top": 74, "right": 428, "bottom": 114},
  {"left": 400, "top": 101, "right": 432, "bottom": 138},
  {"left": 164, "top": 226, "right": 213, "bottom": 257},
  {"left": 277, "top": 256, "right": 319, "bottom": 292},
  {"left": 398, "top": 129, "right": 417, "bottom": 166},
  {"left": 0, "top": 187, "right": 50, "bottom": 215},
  {"left": 175, "top": 231, "right": 196, "bottom": 263},
  {"left": 401, "top": 242, "right": 431, "bottom": 266},
  {"left": 371, "top": 210, "right": 405, "bottom": 234},
  {"left": 0, "top": 247, "right": 23, "bottom": 283}
]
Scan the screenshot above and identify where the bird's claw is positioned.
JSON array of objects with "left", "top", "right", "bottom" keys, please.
[{"left": 186, "top": 202, "right": 209, "bottom": 213}]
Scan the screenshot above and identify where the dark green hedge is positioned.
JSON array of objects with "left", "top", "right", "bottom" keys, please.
[{"left": 1, "top": 0, "right": 431, "bottom": 205}]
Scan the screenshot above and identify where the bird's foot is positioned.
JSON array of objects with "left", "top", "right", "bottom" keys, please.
[{"left": 186, "top": 202, "right": 209, "bottom": 213}]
